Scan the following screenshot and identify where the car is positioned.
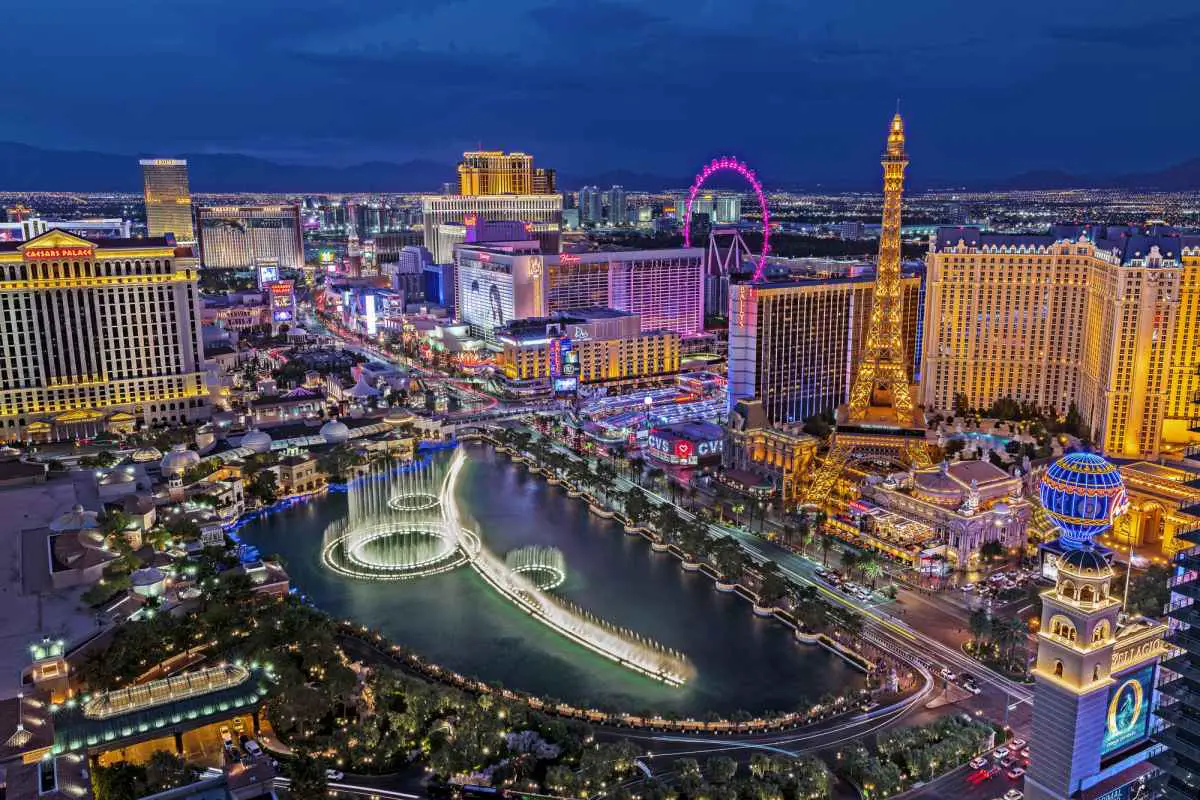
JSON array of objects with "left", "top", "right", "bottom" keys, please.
[
  {"left": 1004, "top": 790, "right": 1024, "bottom": 800},
  {"left": 993, "top": 747, "right": 1010, "bottom": 759},
  {"left": 1010, "top": 738, "right": 1027, "bottom": 749},
  {"left": 969, "top": 757, "right": 989, "bottom": 770},
  {"left": 325, "top": 770, "right": 344, "bottom": 781},
  {"left": 243, "top": 740, "right": 263, "bottom": 758},
  {"left": 219, "top": 726, "right": 232, "bottom": 745},
  {"left": 1001, "top": 756, "right": 1016, "bottom": 768},
  {"left": 966, "top": 769, "right": 989, "bottom": 786},
  {"left": 1019, "top": 748, "right": 1030, "bottom": 759},
  {"left": 961, "top": 583, "right": 975, "bottom": 591}
]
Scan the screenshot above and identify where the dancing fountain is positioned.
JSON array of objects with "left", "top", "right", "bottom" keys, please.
[
  {"left": 505, "top": 545, "right": 567, "bottom": 590},
  {"left": 322, "top": 457, "right": 479, "bottom": 580},
  {"left": 322, "top": 450, "right": 694, "bottom": 685}
]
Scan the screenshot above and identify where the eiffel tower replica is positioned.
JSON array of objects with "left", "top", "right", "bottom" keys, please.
[{"left": 801, "top": 112, "right": 932, "bottom": 509}]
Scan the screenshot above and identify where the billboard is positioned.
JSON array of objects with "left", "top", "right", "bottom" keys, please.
[
  {"left": 1100, "top": 664, "right": 1155, "bottom": 757},
  {"left": 257, "top": 263, "right": 279, "bottom": 287},
  {"left": 269, "top": 280, "right": 295, "bottom": 322}
]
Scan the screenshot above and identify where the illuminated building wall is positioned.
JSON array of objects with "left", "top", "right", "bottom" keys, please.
[
  {"left": 197, "top": 205, "right": 303, "bottom": 270},
  {"left": 0, "top": 231, "right": 209, "bottom": 442},
  {"left": 922, "top": 226, "right": 1200, "bottom": 459},
  {"left": 454, "top": 242, "right": 545, "bottom": 342},
  {"left": 727, "top": 274, "right": 921, "bottom": 425},
  {"left": 422, "top": 194, "right": 563, "bottom": 263},
  {"left": 457, "top": 151, "right": 537, "bottom": 195},
  {"left": 139, "top": 158, "right": 195, "bottom": 244},
  {"left": 546, "top": 249, "right": 705, "bottom": 337},
  {"left": 496, "top": 310, "right": 679, "bottom": 387}
]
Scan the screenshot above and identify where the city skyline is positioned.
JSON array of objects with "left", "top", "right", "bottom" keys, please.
[{"left": 2, "top": 1, "right": 1199, "bottom": 189}]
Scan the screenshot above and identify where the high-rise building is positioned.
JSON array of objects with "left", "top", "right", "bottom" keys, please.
[
  {"left": 1152, "top": 502, "right": 1200, "bottom": 799},
  {"left": 714, "top": 195, "right": 742, "bottom": 225},
  {"left": 546, "top": 249, "right": 705, "bottom": 337},
  {"left": 385, "top": 245, "right": 432, "bottom": 303},
  {"left": 0, "top": 230, "right": 208, "bottom": 442},
  {"left": 140, "top": 158, "right": 195, "bottom": 244},
  {"left": 921, "top": 225, "right": 1200, "bottom": 459},
  {"left": 726, "top": 273, "right": 922, "bottom": 425},
  {"left": 533, "top": 168, "right": 557, "bottom": 195},
  {"left": 458, "top": 151, "right": 547, "bottom": 196},
  {"left": 608, "top": 185, "right": 627, "bottom": 226},
  {"left": 453, "top": 241, "right": 545, "bottom": 341},
  {"left": 197, "top": 205, "right": 304, "bottom": 270},
  {"left": 579, "top": 186, "right": 602, "bottom": 225},
  {"left": 421, "top": 195, "right": 563, "bottom": 264}
]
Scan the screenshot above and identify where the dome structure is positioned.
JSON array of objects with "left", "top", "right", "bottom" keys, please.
[
  {"left": 1039, "top": 452, "right": 1127, "bottom": 547},
  {"left": 50, "top": 504, "right": 100, "bottom": 532},
  {"left": 320, "top": 419, "right": 351, "bottom": 444},
  {"left": 239, "top": 429, "right": 273, "bottom": 454},
  {"left": 1059, "top": 547, "right": 1112, "bottom": 578},
  {"left": 160, "top": 443, "right": 201, "bottom": 476}
]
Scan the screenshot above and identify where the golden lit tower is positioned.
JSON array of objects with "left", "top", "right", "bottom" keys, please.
[
  {"left": 801, "top": 113, "right": 931, "bottom": 509},
  {"left": 847, "top": 113, "right": 916, "bottom": 423},
  {"left": 140, "top": 158, "right": 195, "bottom": 245}
]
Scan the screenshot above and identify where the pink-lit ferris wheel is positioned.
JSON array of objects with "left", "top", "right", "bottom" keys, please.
[{"left": 683, "top": 156, "right": 770, "bottom": 282}]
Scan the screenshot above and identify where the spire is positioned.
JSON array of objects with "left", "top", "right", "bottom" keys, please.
[{"left": 887, "top": 111, "right": 906, "bottom": 158}]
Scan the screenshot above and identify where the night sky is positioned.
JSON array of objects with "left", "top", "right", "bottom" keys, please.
[{"left": 4, "top": 0, "right": 1198, "bottom": 184}]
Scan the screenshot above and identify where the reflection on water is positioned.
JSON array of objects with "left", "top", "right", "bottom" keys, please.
[{"left": 238, "top": 443, "right": 862, "bottom": 715}]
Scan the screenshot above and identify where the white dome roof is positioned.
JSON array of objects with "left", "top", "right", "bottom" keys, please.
[
  {"left": 160, "top": 444, "right": 201, "bottom": 475},
  {"left": 320, "top": 419, "right": 351, "bottom": 444},
  {"left": 240, "top": 429, "right": 273, "bottom": 454},
  {"left": 50, "top": 504, "right": 101, "bottom": 532}
]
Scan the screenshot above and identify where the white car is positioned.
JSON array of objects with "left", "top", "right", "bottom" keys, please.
[
  {"left": 1004, "top": 790, "right": 1024, "bottom": 800},
  {"left": 961, "top": 583, "right": 975, "bottom": 592},
  {"left": 993, "top": 747, "right": 1010, "bottom": 759},
  {"left": 325, "top": 769, "right": 344, "bottom": 781},
  {"left": 1010, "top": 738, "right": 1027, "bottom": 749},
  {"left": 243, "top": 740, "right": 263, "bottom": 758}
]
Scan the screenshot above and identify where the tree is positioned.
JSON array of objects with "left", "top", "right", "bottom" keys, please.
[
  {"left": 860, "top": 554, "right": 884, "bottom": 588},
  {"left": 248, "top": 470, "right": 279, "bottom": 505},
  {"left": 92, "top": 762, "right": 148, "bottom": 800},
  {"left": 705, "top": 755, "right": 738, "bottom": 784},
  {"left": 839, "top": 548, "right": 860, "bottom": 580},
  {"left": 144, "top": 750, "right": 199, "bottom": 793},
  {"left": 818, "top": 531, "right": 835, "bottom": 566},
  {"left": 100, "top": 510, "right": 133, "bottom": 537},
  {"left": 287, "top": 747, "right": 329, "bottom": 797},
  {"left": 979, "top": 540, "right": 1005, "bottom": 563},
  {"left": 713, "top": 540, "right": 747, "bottom": 582},
  {"left": 967, "top": 608, "right": 992, "bottom": 650}
]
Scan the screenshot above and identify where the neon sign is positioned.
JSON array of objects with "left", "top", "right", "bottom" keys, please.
[{"left": 25, "top": 246, "right": 94, "bottom": 260}]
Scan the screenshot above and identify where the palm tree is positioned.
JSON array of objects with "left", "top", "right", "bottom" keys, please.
[
  {"left": 797, "top": 520, "right": 814, "bottom": 555},
  {"left": 818, "top": 531, "right": 835, "bottom": 566},
  {"left": 839, "top": 548, "right": 860, "bottom": 580},
  {"left": 967, "top": 608, "right": 992, "bottom": 651},
  {"left": 860, "top": 554, "right": 884, "bottom": 588}
]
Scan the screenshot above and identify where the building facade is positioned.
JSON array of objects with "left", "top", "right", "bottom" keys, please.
[
  {"left": 727, "top": 273, "right": 922, "bottom": 426},
  {"left": 921, "top": 225, "right": 1200, "bottom": 459},
  {"left": 454, "top": 242, "right": 546, "bottom": 342},
  {"left": 421, "top": 195, "right": 563, "bottom": 263},
  {"left": 546, "top": 249, "right": 705, "bottom": 338},
  {"left": 724, "top": 399, "right": 818, "bottom": 506},
  {"left": 140, "top": 158, "right": 195, "bottom": 244},
  {"left": 0, "top": 230, "right": 209, "bottom": 442},
  {"left": 197, "top": 204, "right": 304, "bottom": 270},
  {"left": 608, "top": 185, "right": 627, "bottom": 225},
  {"left": 457, "top": 151, "right": 534, "bottom": 195},
  {"left": 496, "top": 309, "right": 680, "bottom": 387}
]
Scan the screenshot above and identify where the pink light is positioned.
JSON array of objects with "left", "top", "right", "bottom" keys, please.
[{"left": 683, "top": 155, "right": 770, "bottom": 281}]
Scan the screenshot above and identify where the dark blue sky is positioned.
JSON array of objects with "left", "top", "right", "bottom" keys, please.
[{"left": 4, "top": 0, "right": 1198, "bottom": 184}]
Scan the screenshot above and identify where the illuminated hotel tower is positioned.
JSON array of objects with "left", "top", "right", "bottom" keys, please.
[
  {"left": 0, "top": 230, "right": 209, "bottom": 442},
  {"left": 140, "top": 158, "right": 195, "bottom": 245},
  {"left": 801, "top": 113, "right": 931, "bottom": 509}
]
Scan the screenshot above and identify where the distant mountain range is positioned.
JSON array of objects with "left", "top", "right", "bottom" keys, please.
[{"left": 0, "top": 141, "right": 1196, "bottom": 193}]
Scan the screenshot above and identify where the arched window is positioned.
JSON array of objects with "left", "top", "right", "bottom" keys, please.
[
  {"left": 1080, "top": 585, "right": 1096, "bottom": 603},
  {"left": 1050, "top": 615, "right": 1077, "bottom": 642},
  {"left": 1059, "top": 579, "right": 1077, "bottom": 600},
  {"left": 1093, "top": 665, "right": 1101, "bottom": 682},
  {"left": 1093, "top": 620, "right": 1111, "bottom": 643},
  {"left": 1054, "top": 660, "right": 1064, "bottom": 677}
]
